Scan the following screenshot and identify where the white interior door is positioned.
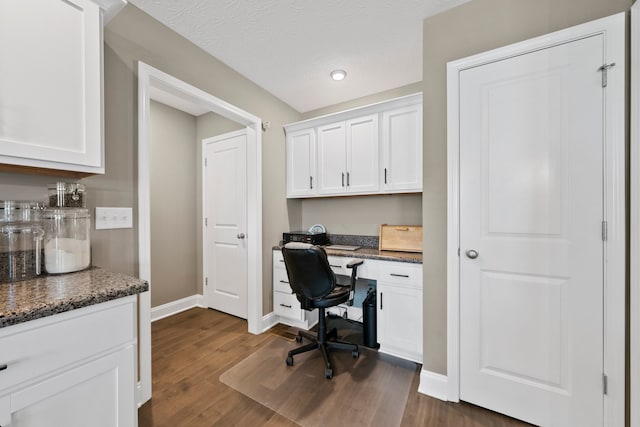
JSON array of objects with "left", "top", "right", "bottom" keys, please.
[
  {"left": 203, "top": 130, "right": 248, "bottom": 319},
  {"left": 459, "top": 35, "right": 606, "bottom": 426}
]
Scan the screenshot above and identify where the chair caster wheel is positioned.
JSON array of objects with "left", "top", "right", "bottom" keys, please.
[
  {"left": 325, "top": 369, "right": 333, "bottom": 379},
  {"left": 295, "top": 335, "right": 303, "bottom": 343},
  {"left": 286, "top": 356, "right": 294, "bottom": 366},
  {"left": 352, "top": 350, "right": 359, "bottom": 358}
]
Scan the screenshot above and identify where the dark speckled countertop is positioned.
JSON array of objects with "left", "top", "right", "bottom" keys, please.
[
  {"left": 0, "top": 268, "right": 148, "bottom": 328},
  {"left": 273, "top": 244, "right": 422, "bottom": 264}
]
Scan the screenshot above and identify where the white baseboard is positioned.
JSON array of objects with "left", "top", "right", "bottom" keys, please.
[
  {"left": 261, "top": 312, "right": 279, "bottom": 332},
  {"left": 418, "top": 369, "right": 449, "bottom": 401},
  {"left": 151, "top": 294, "right": 204, "bottom": 322}
]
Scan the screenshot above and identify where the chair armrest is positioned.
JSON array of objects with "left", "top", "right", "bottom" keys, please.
[{"left": 346, "top": 259, "right": 364, "bottom": 269}]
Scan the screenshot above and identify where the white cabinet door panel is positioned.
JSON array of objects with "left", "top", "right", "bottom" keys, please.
[
  {"left": 0, "top": 0, "right": 103, "bottom": 173},
  {"left": 317, "top": 122, "right": 347, "bottom": 194},
  {"left": 346, "top": 115, "right": 379, "bottom": 193},
  {"left": 286, "top": 129, "right": 316, "bottom": 197},
  {"left": 382, "top": 104, "right": 422, "bottom": 192}
]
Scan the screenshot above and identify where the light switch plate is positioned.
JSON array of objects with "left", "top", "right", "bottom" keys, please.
[{"left": 95, "top": 207, "right": 133, "bottom": 230}]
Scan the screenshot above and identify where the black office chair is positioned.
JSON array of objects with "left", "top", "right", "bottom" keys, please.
[{"left": 281, "top": 242, "right": 363, "bottom": 379}]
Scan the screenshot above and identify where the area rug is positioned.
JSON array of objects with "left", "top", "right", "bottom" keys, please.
[{"left": 219, "top": 336, "right": 417, "bottom": 427}]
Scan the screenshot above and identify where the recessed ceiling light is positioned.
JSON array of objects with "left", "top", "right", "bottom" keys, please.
[{"left": 330, "top": 69, "right": 347, "bottom": 81}]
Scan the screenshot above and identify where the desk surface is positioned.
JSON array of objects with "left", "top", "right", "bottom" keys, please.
[{"left": 273, "top": 245, "right": 422, "bottom": 264}]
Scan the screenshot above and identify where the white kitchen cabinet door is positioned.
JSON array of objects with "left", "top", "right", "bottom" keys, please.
[
  {"left": 0, "top": 0, "right": 104, "bottom": 174},
  {"left": 5, "top": 346, "right": 135, "bottom": 427},
  {"left": 381, "top": 104, "right": 422, "bottom": 192},
  {"left": 317, "top": 122, "right": 347, "bottom": 195},
  {"left": 346, "top": 114, "right": 379, "bottom": 194},
  {"left": 286, "top": 129, "right": 316, "bottom": 197},
  {"left": 377, "top": 282, "right": 423, "bottom": 363}
]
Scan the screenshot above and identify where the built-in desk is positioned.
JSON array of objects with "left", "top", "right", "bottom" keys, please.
[{"left": 272, "top": 247, "right": 423, "bottom": 364}]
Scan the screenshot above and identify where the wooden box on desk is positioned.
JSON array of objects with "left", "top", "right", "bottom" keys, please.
[{"left": 379, "top": 224, "right": 423, "bottom": 253}]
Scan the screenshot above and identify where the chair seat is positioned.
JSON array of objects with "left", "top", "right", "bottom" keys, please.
[{"left": 309, "top": 286, "right": 350, "bottom": 309}]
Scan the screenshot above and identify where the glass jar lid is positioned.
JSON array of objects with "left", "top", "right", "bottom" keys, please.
[
  {"left": 42, "top": 208, "right": 91, "bottom": 219},
  {"left": 0, "top": 200, "right": 42, "bottom": 222}
]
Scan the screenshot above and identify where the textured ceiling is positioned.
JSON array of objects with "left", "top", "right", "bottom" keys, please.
[{"left": 128, "top": 0, "right": 469, "bottom": 113}]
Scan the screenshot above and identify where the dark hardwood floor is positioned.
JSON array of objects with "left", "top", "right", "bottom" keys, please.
[{"left": 138, "top": 308, "right": 530, "bottom": 426}]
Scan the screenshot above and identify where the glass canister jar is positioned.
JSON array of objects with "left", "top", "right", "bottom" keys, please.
[
  {"left": 0, "top": 223, "right": 44, "bottom": 283},
  {"left": 42, "top": 208, "right": 91, "bottom": 274}
]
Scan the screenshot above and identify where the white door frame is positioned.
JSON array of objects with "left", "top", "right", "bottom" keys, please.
[
  {"left": 446, "top": 13, "right": 625, "bottom": 424},
  {"left": 136, "top": 62, "right": 263, "bottom": 405},
  {"left": 631, "top": 3, "right": 640, "bottom": 427}
]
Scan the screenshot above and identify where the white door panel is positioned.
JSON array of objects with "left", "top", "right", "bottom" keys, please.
[
  {"left": 459, "top": 34, "right": 604, "bottom": 426},
  {"left": 204, "top": 131, "right": 248, "bottom": 319}
]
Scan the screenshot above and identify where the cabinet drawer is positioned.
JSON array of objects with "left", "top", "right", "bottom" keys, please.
[
  {"left": 274, "top": 267, "right": 293, "bottom": 294},
  {"left": 274, "top": 292, "right": 303, "bottom": 321},
  {"left": 0, "top": 298, "right": 135, "bottom": 394},
  {"left": 273, "top": 250, "right": 284, "bottom": 264},
  {"left": 378, "top": 262, "right": 422, "bottom": 287}
]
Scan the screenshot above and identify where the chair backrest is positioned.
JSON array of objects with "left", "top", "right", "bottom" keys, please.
[{"left": 281, "top": 242, "right": 336, "bottom": 302}]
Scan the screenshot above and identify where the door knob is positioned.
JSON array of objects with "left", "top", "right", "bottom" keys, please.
[
  {"left": 237, "top": 233, "right": 245, "bottom": 239},
  {"left": 465, "top": 249, "right": 479, "bottom": 259}
]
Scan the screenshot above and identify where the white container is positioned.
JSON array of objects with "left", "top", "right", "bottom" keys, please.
[{"left": 42, "top": 208, "right": 91, "bottom": 274}]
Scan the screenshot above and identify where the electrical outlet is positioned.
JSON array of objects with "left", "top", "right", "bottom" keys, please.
[{"left": 95, "top": 207, "right": 133, "bottom": 230}]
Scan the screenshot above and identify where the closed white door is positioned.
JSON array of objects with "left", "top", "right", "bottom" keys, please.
[
  {"left": 203, "top": 130, "right": 247, "bottom": 319},
  {"left": 459, "top": 35, "right": 605, "bottom": 425}
]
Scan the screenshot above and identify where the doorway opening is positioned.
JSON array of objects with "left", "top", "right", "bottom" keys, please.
[{"left": 137, "top": 62, "right": 263, "bottom": 405}]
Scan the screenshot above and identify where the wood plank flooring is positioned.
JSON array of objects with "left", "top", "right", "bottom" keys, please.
[{"left": 138, "top": 308, "right": 530, "bottom": 426}]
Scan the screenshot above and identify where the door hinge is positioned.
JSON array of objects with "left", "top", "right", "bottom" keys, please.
[
  {"left": 205, "top": 277, "right": 208, "bottom": 286},
  {"left": 458, "top": 247, "right": 460, "bottom": 257},
  {"left": 603, "top": 374, "right": 608, "bottom": 395},
  {"left": 598, "top": 63, "right": 616, "bottom": 88},
  {"left": 602, "top": 221, "right": 608, "bottom": 241},
  {"left": 205, "top": 217, "right": 208, "bottom": 226},
  {"left": 204, "top": 158, "right": 208, "bottom": 167}
]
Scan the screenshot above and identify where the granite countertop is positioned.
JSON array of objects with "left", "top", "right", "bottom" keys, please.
[
  {"left": 273, "top": 244, "right": 422, "bottom": 264},
  {"left": 0, "top": 268, "right": 149, "bottom": 328}
]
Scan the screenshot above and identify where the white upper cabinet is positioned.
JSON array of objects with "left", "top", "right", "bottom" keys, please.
[
  {"left": 381, "top": 104, "right": 423, "bottom": 192},
  {"left": 285, "top": 93, "right": 422, "bottom": 198},
  {"left": 286, "top": 128, "right": 317, "bottom": 197},
  {"left": 0, "top": 0, "right": 124, "bottom": 175},
  {"left": 317, "top": 122, "right": 347, "bottom": 194},
  {"left": 346, "top": 115, "right": 379, "bottom": 194}
]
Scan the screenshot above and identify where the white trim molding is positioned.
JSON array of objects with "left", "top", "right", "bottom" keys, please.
[
  {"left": 137, "top": 62, "right": 263, "bottom": 406},
  {"left": 446, "top": 13, "right": 626, "bottom": 425},
  {"left": 261, "top": 312, "right": 280, "bottom": 333},
  {"left": 631, "top": 3, "right": 640, "bottom": 427},
  {"left": 150, "top": 295, "right": 205, "bottom": 322},
  {"left": 418, "top": 369, "right": 449, "bottom": 402}
]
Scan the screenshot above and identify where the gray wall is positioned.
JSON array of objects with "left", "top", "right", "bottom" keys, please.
[
  {"left": 421, "top": 0, "right": 632, "bottom": 375},
  {"left": 149, "top": 101, "right": 197, "bottom": 307}
]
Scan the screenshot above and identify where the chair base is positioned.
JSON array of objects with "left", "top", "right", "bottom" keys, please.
[{"left": 286, "top": 322, "right": 359, "bottom": 379}]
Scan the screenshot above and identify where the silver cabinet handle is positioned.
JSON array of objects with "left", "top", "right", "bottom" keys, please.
[
  {"left": 279, "top": 280, "right": 289, "bottom": 284},
  {"left": 384, "top": 168, "right": 388, "bottom": 184},
  {"left": 342, "top": 172, "right": 345, "bottom": 187},
  {"left": 390, "top": 273, "right": 409, "bottom": 278},
  {"left": 347, "top": 172, "right": 350, "bottom": 186},
  {"left": 310, "top": 176, "right": 313, "bottom": 189},
  {"left": 237, "top": 233, "right": 246, "bottom": 239},
  {"left": 466, "top": 249, "right": 479, "bottom": 259},
  {"left": 380, "top": 292, "right": 383, "bottom": 310},
  {"left": 0, "top": 364, "right": 6, "bottom": 371},
  {"left": 280, "top": 303, "right": 292, "bottom": 309}
]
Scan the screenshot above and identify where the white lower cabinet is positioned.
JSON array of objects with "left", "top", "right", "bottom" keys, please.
[
  {"left": 0, "top": 297, "right": 137, "bottom": 427},
  {"left": 273, "top": 250, "right": 318, "bottom": 329},
  {"left": 375, "top": 261, "right": 423, "bottom": 363}
]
